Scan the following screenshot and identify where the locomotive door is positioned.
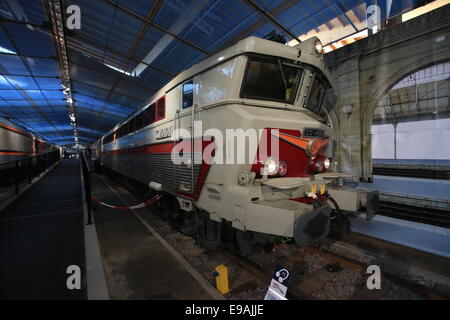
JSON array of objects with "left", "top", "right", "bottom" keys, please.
[{"left": 175, "top": 79, "right": 196, "bottom": 195}]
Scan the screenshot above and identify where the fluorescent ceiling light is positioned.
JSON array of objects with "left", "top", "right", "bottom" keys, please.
[
  {"left": 104, "top": 63, "right": 134, "bottom": 77},
  {"left": 0, "top": 46, "right": 17, "bottom": 55},
  {"left": 131, "top": 1, "right": 208, "bottom": 77},
  {"left": 402, "top": 0, "right": 450, "bottom": 22}
]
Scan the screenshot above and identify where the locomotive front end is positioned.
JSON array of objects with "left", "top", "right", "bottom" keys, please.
[
  {"left": 214, "top": 36, "right": 380, "bottom": 247},
  {"left": 232, "top": 124, "right": 379, "bottom": 247}
]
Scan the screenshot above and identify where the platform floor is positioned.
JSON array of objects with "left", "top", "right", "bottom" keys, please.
[
  {"left": 350, "top": 215, "right": 450, "bottom": 259},
  {"left": 358, "top": 175, "right": 450, "bottom": 201},
  {"left": 91, "top": 172, "right": 222, "bottom": 300},
  {"left": 0, "top": 159, "right": 85, "bottom": 299}
]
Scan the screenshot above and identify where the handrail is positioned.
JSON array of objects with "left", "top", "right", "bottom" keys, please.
[
  {"left": 0, "top": 149, "right": 60, "bottom": 196},
  {"left": 0, "top": 150, "right": 57, "bottom": 166},
  {"left": 80, "top": 150, "right": 92, "bottom": 224},
  {"left": 80, "top": 150, "right": 91, "bottom": 173}
]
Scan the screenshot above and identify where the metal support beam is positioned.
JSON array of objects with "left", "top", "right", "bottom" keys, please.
[
  {"left": 214, "top": 0, "right": 300, "bottom": 53},
  {"left": 45, "top": 0, "right": 79, "bottom": 144},
  {"left": 87, "top": 0, "right": 166, "bottom": 135},
  {"left": 241, "top": 0, "right": 302, "bottom": 43},
  {"left": 102, "top": 0, "right": 212, "bottom": 56}
]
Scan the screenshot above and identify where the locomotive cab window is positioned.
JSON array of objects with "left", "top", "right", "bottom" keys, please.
[
  {"left": 240, "top": 56, "right": 302, "bottom": 104},
  {"left": 182, "top": 80, "right": 194, "bottom": 109},
  {"left": 304, "top": 74, "right": 330, "bottom": 117}
]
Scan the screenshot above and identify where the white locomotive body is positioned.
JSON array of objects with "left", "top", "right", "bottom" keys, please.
[{"left": 94, "top": 37, "right": 379, "bottom": 251}]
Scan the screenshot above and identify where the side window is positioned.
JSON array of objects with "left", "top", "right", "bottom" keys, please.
[
  {"left": 125, "top": 122, "right": 131, "bottom": 135},
  {"left": 135, "top": 112, "right": 144, "bottom": 130},
  {"left": 182, "top": 80, "right": 193, "bottom": 109},
  {"left": 129, "top": 120, "right": 134, "bottom": 133},
  {"left": 144, "top": 104, "right": 155, "bottom": 125},
  {"left": 155, "top": 96, "right": 166, "bottom": 121}
]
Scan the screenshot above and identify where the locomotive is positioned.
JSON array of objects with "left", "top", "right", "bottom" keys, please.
[
  {"left": 0, "top": 117, "right": 59, "bottom": 185},
  {"left": 93, "top": 36, "right": 379, "bottom": 254}
]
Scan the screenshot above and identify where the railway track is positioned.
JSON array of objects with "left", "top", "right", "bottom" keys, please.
[
  {"left": 138, "top": 204, "right": 449, "bottom": 300},
  {"left": 378, "top": 201, "right": 450, "bottom": 228},
  {"left": 99, "top": 173, "right": 450, "bottom": 300}
]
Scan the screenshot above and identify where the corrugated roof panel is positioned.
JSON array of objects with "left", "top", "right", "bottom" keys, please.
[
  {"left": 139, "top": 68, "right": 173, "bottom": 91},
  {"left": 111, "top": 0, "right": 156, "bottom": 18},
  {"left": 13, "top": 0, "right": 47, "bottom": 25},
  {"left": 188, "top": 0, "right": 260, "bottom": 51},
  {"left": 4, "top": 23, "right": 55, "bottom": 57},
  {"left": 42, "top": 90, "right": 64, "bottom": 99},
  {"left": 1, "top": 55, "right": 29, "bottom": 75},
  {"left": 1, "top": 89, "right": 23, "bottom": 99},
  {"left": 26, "top": 57, "right": 60, "bottom": 77},
  {"left": 150, "top": 40, "right": 208, "bottom": 75},
  {"left": 65, "top": 0, "right": 118, "bottom": 49},
  {"left": 0, "top": 75, "right": 14, "bottom": 89},
  {"left": 4, "top": 75, "right": 38, "bottom": 89}
]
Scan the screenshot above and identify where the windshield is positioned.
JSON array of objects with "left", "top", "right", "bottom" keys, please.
[{"left": 240, "top": 56, "right": 302, "bottom": 104}]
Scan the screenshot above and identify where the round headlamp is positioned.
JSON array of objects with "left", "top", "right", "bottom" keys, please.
[
  {"left": 314, "top": 39, "right": 323, "bottom": 55},
  {"left": 323, "top": 158, "right": 331, "bottom": 170},
  {"left": 263, "top": 158, "right": 279, "bottom": 176},
  {"left": 278, "top": 161, "right": 288, "bottom": 176}
]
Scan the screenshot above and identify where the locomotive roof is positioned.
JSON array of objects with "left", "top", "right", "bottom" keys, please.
[
  {"left": 157, "top": 36, "right": 331, "bottom": 103},
  {"left": 102, "top": 36, "right": 332, "bottom": 139}
]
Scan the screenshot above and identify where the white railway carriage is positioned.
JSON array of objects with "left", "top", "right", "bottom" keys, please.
[{"left": 95, "top": 37, "right": 379, "bottom": 253}]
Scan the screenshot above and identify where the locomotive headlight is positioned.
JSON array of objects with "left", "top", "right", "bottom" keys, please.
[
  {"left": 314, "top": 40, "right": 323, "bottom": 55},
  {"left": 312, "top": 157, "right": 331, "bottom": 173},
  {"left": 278, "top": 161, "right": 288, "bottom": 176},
  {"left": 264, "top": 158, "right": 279, "bottom": 176},
  {"left": 323, "top": 158, "right": 331, "bottom": 170}
]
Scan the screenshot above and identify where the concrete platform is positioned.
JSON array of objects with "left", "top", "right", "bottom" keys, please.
[
  {"left": 0, "top": 159, "right": 86, "bottom": 299},
  {"left": 357, "top": 175, "right": 450, "bottom": 209},
  {"left": 360, "top": 175, "right": 450, "bottom": 200},
  {"left": 91, "top": 172, "right": 223, "bottom": 300},
  {"left": 350, "top": 215, "right": 450, "bottom": 259}
]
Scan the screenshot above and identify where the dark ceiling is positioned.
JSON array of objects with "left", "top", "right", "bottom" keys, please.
[{"left": 0, "top": 0, "right": 420, "bottom": 145}]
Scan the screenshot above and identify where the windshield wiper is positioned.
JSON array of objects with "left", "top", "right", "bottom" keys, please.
[{"left": 277, "top": 59, "right": 287, "bottom": 90}]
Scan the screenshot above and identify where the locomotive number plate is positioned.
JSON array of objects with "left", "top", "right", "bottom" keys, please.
[{"left": 303, "top": 128, "right": 324, "bottom": 138}]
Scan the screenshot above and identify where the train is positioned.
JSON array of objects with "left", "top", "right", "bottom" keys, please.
[
  {"left": 0, "top": 117, "right": 60, "bottom": 185},
  {"left": 92, "top": 36, "right": 379, "bottom": 254}
]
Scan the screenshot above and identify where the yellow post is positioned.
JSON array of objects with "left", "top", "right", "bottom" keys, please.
[{"left": 214, "top": 264, "right": 230, "bottom": 294}]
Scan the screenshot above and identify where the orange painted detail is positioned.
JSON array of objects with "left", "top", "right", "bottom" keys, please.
[
  {"left": 0, "top": 123, "right": 32, "bottom": 138},
  {"left": 0, "top": 152, "right": 32, "bottom": 155},
  {"left": 271, "top": 131, "right": 310, "bottom": 150},
  {"left": 271, "top": 131, "right": 328, "bottom": 155},
  {"left": 308, "top": 137, "right": 329, "bottom": 156}
]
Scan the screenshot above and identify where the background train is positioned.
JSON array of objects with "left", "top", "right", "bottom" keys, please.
[
  {"left": 0, "top": 117, "right": 60, "bottom": 186},
  {"left": 92, "top": 36, "right": 379, "bottom": 254}
]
